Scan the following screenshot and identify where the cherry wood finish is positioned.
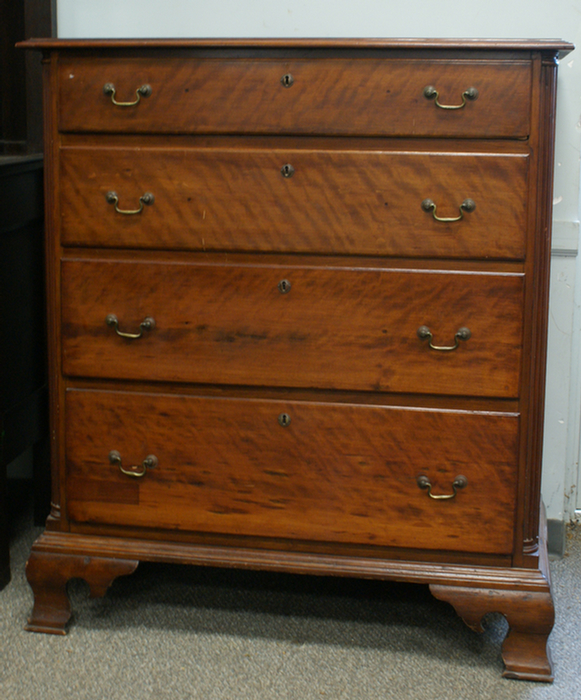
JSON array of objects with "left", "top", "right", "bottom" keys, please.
[
  {"left": 25, "top": 549, "right": 138, "bottom": 634},
  {"left": 59, "top": 142, "right": 529, "bottom": 258},
  {"left": 430, "top": 507, "right": 555, "bottom": 682},
  {"left": 19, "top": 38, "right": 573, "bottom": 682},
  {"left": 57, "top": 57, "right": 532, "bottom": 138},
  {"left": 431, "top": 584, "right": 555, "bottom": 681},
  {"left": 64, "top": 388, "right": 519, "bottom": 553},
  {"left": 61, "top": 258, "right": 524, "bottom": 397}
]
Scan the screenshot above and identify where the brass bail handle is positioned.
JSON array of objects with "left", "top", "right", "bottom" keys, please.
[
  {"left": 109, "top": 450, "right": 158, "bottom": 478},
  {"left": 103, "top": 82, "right": 152, "bottom": 107},
  {"left": 421, "top": 198, "right": 476, "bottom": 223},
  {"left": 417, "top": 474, "right": 468, "bottom": 500},
  {"left": 106, "top": 314, "right": 156, "bottom": 340},
  {"left": 423, "top": 85, "right": 479, "bottom": 110},
  {"left": 106, "top": 191, "right": 154, "bottom": 216},
  {"left": 417, "top": 325, "right": 471, "bottom": 352}
]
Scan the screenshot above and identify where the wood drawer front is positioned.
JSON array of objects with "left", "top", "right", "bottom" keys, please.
[
  {"left": 61, "top": 259, "right": 524, "bottom": 398},
  {"left": 65, "top": 389, "right": 519, "bottom": 555},
  {"left": 60, "top": 145, "right": 528, "bottom": 260},
  {"left": 58, "top": 57, "right": 531, "bottom": 138}
]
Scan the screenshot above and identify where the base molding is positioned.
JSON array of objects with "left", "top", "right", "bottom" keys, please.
[
  {"left": 24, "top": 524, "right": 555, "bottom": 681},
  {"left": 27, "top": 528, "right": 552, "bottom": 591}
]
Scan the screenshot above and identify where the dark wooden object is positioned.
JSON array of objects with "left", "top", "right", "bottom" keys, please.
[
  {"left": 19, "top": 38, "right": 573, "bottom": 681},
  {"left": 1, "top": 0, "right": 55, "bottom": 154},
  {"left": 0, "top": 155, "right": 49, "bottom": 588},
  {"left": 0, "top": 0, "right": 53, "bottom": 589}
]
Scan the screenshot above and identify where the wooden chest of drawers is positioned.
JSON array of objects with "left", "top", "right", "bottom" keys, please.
[{"left": 21, "top": 38, "right": 573, "bottom": 682}]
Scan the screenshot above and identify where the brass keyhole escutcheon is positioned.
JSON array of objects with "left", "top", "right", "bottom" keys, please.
[
  {"left": 278, "top": 279, "right": 291, "bottom": 294},
  {"left": 281, "top": 164, "right": 295, "bottom": 178},
  {"left": 281, "top": 73, "right": 294, "bottom": 88},
  {"left": 278, "top": 413, "right": 291, "bottom": 427}
]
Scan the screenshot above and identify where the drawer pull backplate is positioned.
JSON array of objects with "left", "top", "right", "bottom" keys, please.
[
  {"left": 105, "top": 313, "right": 156, "bottom": 340},
  {"left": 103, "top": 82, "right": 152, "bottom": 106},
  {"left": 423, "top": 85, "right": 478, "bottom": 110},
  {"left": 416, "top": 474, "right": 468, "bottom": 500},
  {"left": 109, "top": 450, "right": 158, "bottom": 478},
  {"left": 417, "top": 325, "right": 471, "bottom": 352}
]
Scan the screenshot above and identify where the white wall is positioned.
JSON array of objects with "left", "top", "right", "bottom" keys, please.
[{"left": 55, "top": 0, "right": 581, "bottom": 523}]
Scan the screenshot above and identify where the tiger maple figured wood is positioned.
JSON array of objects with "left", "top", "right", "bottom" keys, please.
[
  {"left": 19, "top": 38, "right": 573, "bottom": 681},
  {"left": 61, "top": 259, "right": 524, "bottom": 397},
  {"left": 64, "top": 388, "right": 519, "bottom": 553},
  {"left": 59, "top": 143, "right": 529, "bottom": 258},
  {"left": 56, "top": 57, "right": 532, "bottom": 138}
]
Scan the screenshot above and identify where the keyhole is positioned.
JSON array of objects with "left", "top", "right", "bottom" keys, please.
[
  {"left": 278, "top": 279, "right": 291, "bottom": 294},
  {"left": 281, "top": 73, "right": 294, "bottom": 88},
  {"left": 278, "top": 413, "right": 291, "bottom": 427},
  {"left": 281, "top": 164, "right": 295, "bottom": 178}
]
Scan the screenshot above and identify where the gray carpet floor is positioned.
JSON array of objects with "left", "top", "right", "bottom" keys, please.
[{"left": 1, "top": 484, "right": 580, "bottom": 700}]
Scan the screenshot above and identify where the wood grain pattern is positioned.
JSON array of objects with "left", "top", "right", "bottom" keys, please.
[
  {"left": 57, "top": 57, "right": 532, "bottom": 138},
  {"left": 64, "top": 388, "right": 519, "bottom": 555},
  {"left": 20, "top": 39, "right": 565, "bottom": 671},
  {"left": 59, "top": 143, "right": 529, "bottom": 259},
  {"left": 61, "top": 258, "right": 524, "bottom": 398}
]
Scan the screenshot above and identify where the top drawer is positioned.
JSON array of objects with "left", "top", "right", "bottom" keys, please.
[{"left": 57, "top": 57, "right": 532, "bottom": 138}]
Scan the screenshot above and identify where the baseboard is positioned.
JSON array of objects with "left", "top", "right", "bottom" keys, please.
[{"left": 547, "top": 518, "right": 567, "bottom": 558}]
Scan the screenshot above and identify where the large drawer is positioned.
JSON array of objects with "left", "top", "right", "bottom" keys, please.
[
  {"left": 60, "top": 144, "right": 529, "bottom": 260},
  {"left": 57, "top": 57, "right": 531, "bottom": 138},
  {"left": 61, "top": 258, "right": 524, "bottom": 398},
  {"left": 65, "top": 389, "right": 519, "bottom": 555}
]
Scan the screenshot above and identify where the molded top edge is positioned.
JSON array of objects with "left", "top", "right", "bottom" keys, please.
[{"left": 17, "top": 37, "right": 574, "bottom": 57}]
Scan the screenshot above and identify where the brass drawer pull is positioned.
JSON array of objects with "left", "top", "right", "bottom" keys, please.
[
  {"left": 109, "top": 450, "right": 158, "bottom": 478},
  {"left": 106, "top": 191, "right": 155, "bottom": 215},
  {"left": 103, "top": 82, "right": 152, "bottom": 106},
  {"left": 421, "top": 198, "right": 476, "bottom": 223},
  {"left": 417, "top": 325, "right": 471, "bottom": 352},
  {"left": 106, "top": 313, "right": 156, "bottom": 340},
  {"left": 417, "top": 474, "right": 467, "bottom": 500},
  {"left": 423, "top": 85, "right": 478, "bottom": 110}
]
